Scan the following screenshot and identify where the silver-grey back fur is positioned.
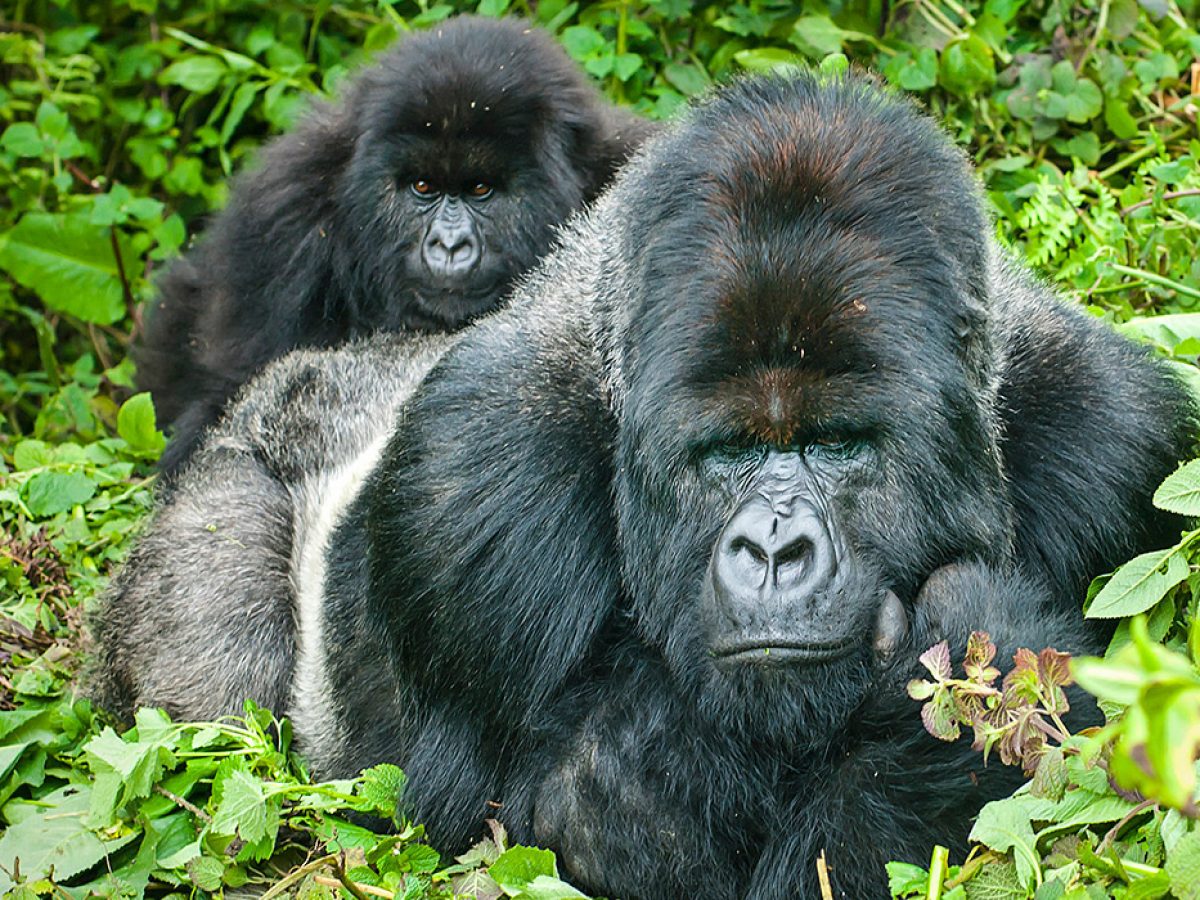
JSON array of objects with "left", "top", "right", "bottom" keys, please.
[{"left": 90, "top": 333, "right": 455, "bottom": 721}]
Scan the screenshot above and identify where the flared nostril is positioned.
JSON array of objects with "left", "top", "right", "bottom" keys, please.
[{"left": 773, "top": 537, "right": 813, "bottom": 587}]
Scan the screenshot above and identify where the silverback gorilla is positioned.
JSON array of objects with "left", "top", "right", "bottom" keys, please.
[
  {"left": 94, "top": 73, "right": 1194, "bottom": 898},
  {"left": 136, "top": 15, "right": 656, "bottom": 475}
]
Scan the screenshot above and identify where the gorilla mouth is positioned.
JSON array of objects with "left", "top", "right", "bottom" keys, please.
[{"left": 711, "top": 636, "right": 859, "bottom": 666}]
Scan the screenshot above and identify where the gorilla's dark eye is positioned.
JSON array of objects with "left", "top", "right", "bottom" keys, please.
[
  {"left": 807, "top": 437, "right": 863, "bottom": 461},
  {"left": 411, "top": 180, "right": 438, "bottom": 197},
  {"left": 468, "top": 182, "right": 494, "bottom": 199}
]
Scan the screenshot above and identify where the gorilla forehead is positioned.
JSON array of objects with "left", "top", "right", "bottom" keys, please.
[
  {"left": 359, "top": 17, "right": 594, "bottom": 159},
  {"left": 616, "top": 74, "right": 992, "bottom": 450}
]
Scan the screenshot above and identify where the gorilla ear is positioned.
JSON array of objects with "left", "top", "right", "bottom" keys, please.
[
  {"left": 365, "top": 317, "right": 621, "bottom": 726},
  {"left": 568, "top": 105, "right": 662, "bottom": 202}
]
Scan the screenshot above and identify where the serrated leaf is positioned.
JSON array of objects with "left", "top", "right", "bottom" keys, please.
[
  {"left": 1153, "top": 459, "right": 1200, "bottom": 516},
  {"left": 357, "top": 763, "right": 406, "bottom": 818},
  {"left": 0, "top": 213, "right": 134, "bottom": 324},
  {"left": 1086, "top": 547, "right": 1189, "bottom": 619},
  {"left": 212, "top": 762, "right": 270, "bottom": 844},
  {"left": 187, "top": 855, "right": 226, "bottom": 891},
  {"left": 0, "top": 785, "right": 137, "bottom": 894},
  {"left": 962, "top": 859, "right": 1024, "bottom": 899},
  {"left": 1166, "top": 830, "right": 1200, "bottom": 900},
  {"left": 489, "top": 846, "right": 558, "bottom": 893}
]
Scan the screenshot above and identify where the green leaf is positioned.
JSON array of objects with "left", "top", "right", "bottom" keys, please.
[
  {"left": 939, "top": 35, "right": 995, "bottom": 97},
  {"left": 1153, "top": 459, "right": 1200, "bottom": 515},
  {"left": 490, "top": 846, "right": 558, "bottom": 893},
  {"left": 25, "top": 471, "right": 96, "bottom": 516},
  {"left": 0, "top": 213, "right": 134, "bottom": 324},
  {"left": 733, "top": 48, "right": 803, "bottom": 74},
  {"left": 160, "top": 55, "right": 228, "bottom": 93},
  {"left": 613, "top": 53, "right": 642, "bottom": 82},
  {"left": 961, "top": 860, "right": 1024, "bottom": 899},
  {"left": 1085, "top": 547, "right": 1189, "bottom": 619},
  {"left": 970, "top": 794, "right": 1051, "bottom": 888},
  {"left": 0, "top": 786, "right": 137, "bottom": 894},
  {"left": 212, "top": 760, "right": 271, "bottom": 844},
  {"left": 357, "top": 763, "right": 407, "bottom": 819},
  {"left": 887, "top": 861, "right": 930, "bottom": 897},
  {"left": 187, "top": 855, "right": 226, "bottom": 891},
  {"left": 513, "top": 875, "right": 589, "bottom": 900},
  {"left": 477, "top": 0, "right": 512, "bottom": 16},
  {"left": 117, "top": 392, "right": 166, "bottom": 456},
  {"left": 1, "top": 122, "right": 45, "bottom": 158},
  {"left": 663, "top": 63, "right": 708, "bottom": 96},
  {"left": 790, "top": 15, "right": 848, "bottom": 59},
  {"left": 1165, "top": 813, "right": 1200, "bottom": 898}
]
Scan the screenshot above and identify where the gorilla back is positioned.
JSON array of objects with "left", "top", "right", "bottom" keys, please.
[
  {"left": 99, "top": 73, "right": 1193, "bottom": 898},
  {"left": 137, "top": 15, "right": 657, "bottom": 474}
]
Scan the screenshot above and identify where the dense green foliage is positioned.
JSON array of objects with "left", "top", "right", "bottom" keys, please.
[{"left": 2, "top": 0, "right": 1200, "bottom": 896}]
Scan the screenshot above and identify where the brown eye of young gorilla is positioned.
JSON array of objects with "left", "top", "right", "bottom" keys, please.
[
  {"left": 411, "top": 179, "right": 438, "bottom": 198},
  {"left": 468, "top": 182, "right": 493, "bottom": 199}
]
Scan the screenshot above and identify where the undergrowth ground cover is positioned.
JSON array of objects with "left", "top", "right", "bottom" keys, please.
[{"left": 2, "top": 0, "right": 1200, "bottom": 896}]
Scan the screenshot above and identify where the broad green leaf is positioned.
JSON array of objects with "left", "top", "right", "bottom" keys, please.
[
  {"left": 733, "top": 48, "right": 803, "bottom": 73},
  {"left": 159, "top": 55, "right": 227, "bottom": 93},
  {"left": 0, "top": 785, "right": 137, "bottom": 894},
  {"left": 970, "top": 793, "right": 1053, "bottom": 888},
  {"left": 1085, "top": 546, "right": 1189, "bottom": 619},
  {"left": 663, "top": 63, "right": 708, "bottom": 96},
  {"left": 1161, "top": 830, "right": 1200, "bottom": 900},
  {"left": 0, "top": 122, "right": 45, "bottom": 158},
  {"left": 0, "top": 213, "right": 134, "bottom": 324},
  {"left": 939, "top": 35, "right": 995, "bottom": 97},
  {"left": 477, "top": 0, "right": 511, "bottom": 16},
  {"left": 490, "top": 846, "right": 559, "bottom": 893},
  {"left": 117, "top": 392, "right": 166, "bottom": 456},
  {"left": 790, "top": 15, "right": 848, "bottom": 58},
  {"left": 24, "top": 471, "right": 96, "bottom": 517},
  {"left": 514, "top": 875, "right": 589, "bottom": 900},
  {"left": 12, "top": 439, "right": 52, "bottom": 471},
  {"left": 84, "top": 725, "right": 173, "bottom": 809},
  {"left": 1117, "top": 313, "right": 1200, "bottom": 352},
  {"left": 1154, "top": 459, "right": 1200, "bottom": 516}
]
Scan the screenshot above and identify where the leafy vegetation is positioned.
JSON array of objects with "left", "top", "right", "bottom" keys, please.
[{"left": 2, "top": 0, "right": 1199, "bottom": 896}]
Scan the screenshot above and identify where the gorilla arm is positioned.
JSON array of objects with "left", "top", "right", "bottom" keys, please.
[{"left": 991, "top": 253, "right": 1196, "bottom": 599}]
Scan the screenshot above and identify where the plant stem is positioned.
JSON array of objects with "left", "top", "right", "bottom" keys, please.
[
  {"left": 1097, "top": 125, "right": 1192, "bottom": 181},
  {"left": 1110, "top": 263, "right": 1200, "bottom": 301},
  {"left": 927, "top": 845, "right": 950, "bottom": 900}
]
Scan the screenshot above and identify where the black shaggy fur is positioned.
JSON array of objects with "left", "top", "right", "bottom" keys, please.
[
  {"left": 137, "top": 15, "right": 656, "bottom": 474},
  {"left": 95, "top": 72, "right": 1195, "bottom": 899}
]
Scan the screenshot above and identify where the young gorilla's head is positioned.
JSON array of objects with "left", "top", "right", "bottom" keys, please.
[
  {"left": 600, "top": 74, "right": 1013, "bottom": 738},
  {"left": 336, "top": 16, "right": 647, "bottom": 331}
]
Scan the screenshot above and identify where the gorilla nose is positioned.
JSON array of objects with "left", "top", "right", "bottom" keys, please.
[
  {"left": 713, "top": 495, "right": 836, "bottom": 615},
  {"left": 423, "top": 221, "right": 480, "bottom": 278}
]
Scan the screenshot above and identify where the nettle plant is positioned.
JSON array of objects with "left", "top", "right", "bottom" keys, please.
[{"left": 896, "top": 457, "right": 1200, "bottom": 899}]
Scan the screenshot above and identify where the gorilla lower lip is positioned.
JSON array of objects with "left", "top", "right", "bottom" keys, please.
[{"left": 713, "top": 637, "right": 857, "bottom": 665}]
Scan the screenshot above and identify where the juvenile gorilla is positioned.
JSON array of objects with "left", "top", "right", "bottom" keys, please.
[
  {"left": 137, "top": 15, "right": 655, "bottom": 474},
  {"left": 95, "top": 74, "right": 1194, "bottom": 898}
]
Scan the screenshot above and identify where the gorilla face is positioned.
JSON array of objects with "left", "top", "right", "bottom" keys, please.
[
  {"left": 333, "top": 23, "right": 611, "bottom": 333},
  {"left": 609, "top": 77, "right": 1016, "bottom": 737}
]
